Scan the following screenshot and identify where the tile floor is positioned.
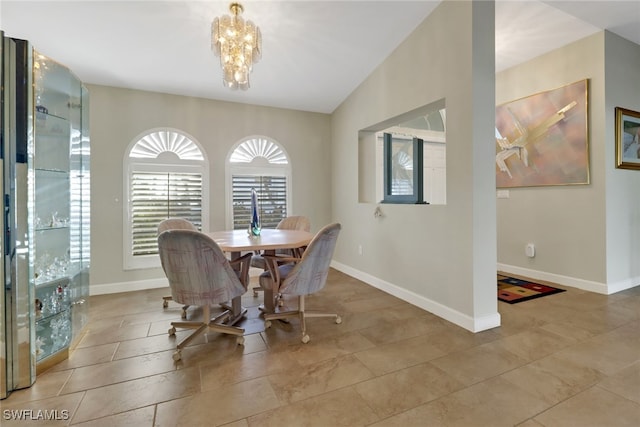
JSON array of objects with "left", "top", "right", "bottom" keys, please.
[{"left": 1, "top": 269, "right": 639, "bottom": 426}]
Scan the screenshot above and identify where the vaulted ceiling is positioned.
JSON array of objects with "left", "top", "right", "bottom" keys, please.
[{"left": 2, "top": 1, "right": 638, "bottom": 113}]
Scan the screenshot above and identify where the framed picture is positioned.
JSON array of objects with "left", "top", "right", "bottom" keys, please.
[
  {"left": 495, "top": 79, "right": 589, "bottom": 188},
  {"left": 615, "top": 107, "right": 640, "bottom": 170}
]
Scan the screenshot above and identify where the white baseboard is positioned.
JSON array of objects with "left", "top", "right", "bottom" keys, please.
[
  {"left": 331, "top": 261, "right": 501, "bottom": 333},
  {"left": 607, "top": 276, "right": 640, "bottom": 294},
  {"left": 92, "top": 263, "right": 502, "bottom": 332},
  {"left": 91, "top": 267, "right": 276, "bottom": 297},
  {"left": 90, "top": 278, "right": 168, "bottom": 296},
  {"left": 496, "top": 263, "right": 639, "bottom": 295},
  {"left": 90, "top": 262, "right": 638, "bottom": 327}
]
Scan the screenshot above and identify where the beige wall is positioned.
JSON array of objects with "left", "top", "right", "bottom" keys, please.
[
  {"left": 604, "top": 32, "right": 640, "bottom": 290},
  {"left": 87, "top": 85, "right": 332, "bottom": 290},
  {"left": 330, "top": 0, "right": 499, "bottom": 331},
  {"left": 496, "top": 31, "right": 640, "bottom": 294},
  {"left": 495, "top": 33, "right": 608, "bottom": 290}
]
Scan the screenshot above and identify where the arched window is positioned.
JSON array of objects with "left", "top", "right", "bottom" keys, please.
[
  {"left": 226, "top": 136, "right": 291, "bottom": 230},
  {"left": 124, "top": 129, "right": 208, "bottom": 270}
]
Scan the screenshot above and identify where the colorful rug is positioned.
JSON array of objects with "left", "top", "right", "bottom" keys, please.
[{"left": 498, "top": 274, "right": 566, "bottom": 304}]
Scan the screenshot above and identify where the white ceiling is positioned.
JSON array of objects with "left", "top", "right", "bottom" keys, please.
[{"left": 1, "top": 1, "right": 639, "bottom": 114}]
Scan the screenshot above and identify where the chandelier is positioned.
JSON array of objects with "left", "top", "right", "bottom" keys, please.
[{"left": 211, "top": 2, "right": 262, "bottom": 90}]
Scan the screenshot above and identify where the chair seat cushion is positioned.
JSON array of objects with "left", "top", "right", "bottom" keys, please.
[{"left": 259, "top": 263, "right": 295, "bottom": 290}]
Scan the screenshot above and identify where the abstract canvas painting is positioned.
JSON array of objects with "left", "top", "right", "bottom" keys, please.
[{"left": 495, "top": 80, "right": 589, "bottom": 188}]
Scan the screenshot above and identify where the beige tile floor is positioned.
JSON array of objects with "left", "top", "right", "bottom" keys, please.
[{"left": 2, "top": 269, "right": 639, "bottom": 426}]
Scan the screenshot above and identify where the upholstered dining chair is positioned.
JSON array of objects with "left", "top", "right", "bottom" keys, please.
[
  {"left": 158, "top": 218, "right": 198, "bottom": 317},
  {"left": 250, "top": 215, "right": 311, "bottom": 297},
  {"left": 158, "top": 229, "right": 251, "bottom": 361},
  {"left": 259, "top": 222, "right": 342, "bottom": 343}
]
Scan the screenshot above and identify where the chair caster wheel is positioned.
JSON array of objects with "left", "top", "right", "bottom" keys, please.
[
  {"left": 168, "top": 327, "right": 176, "bottom": 336},
  {"left": 172, "top": 350, "right": 181, "bottom": 361},
  {"left": 264, "top": 320, "right": 272, "bottom": 329},
  {"left": 301, "top": 334, "right": 310, "bottom": 344},
  {"left": 163, "top": 300, "right": 168, "bottom": 308},
  {"left": 236, "top": 336, "right": 245, "bottom": 345},
  {"left": 335, "top": 316, "right": 342, "bottom": 324}
]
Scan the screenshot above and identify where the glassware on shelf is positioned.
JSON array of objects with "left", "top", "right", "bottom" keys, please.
[
  {"left": 34, "top": 251, "right": 71, "bottom": 285},
  {"left": 49, "top": 315, "right": 70, "bottom": 351},
  {"left": 35, "top": 298, "right": 43, "bottom": 318},
  {"left": 48, "top": 289, "right": 60, "bottom": 314},
  {"left": 35, "top": 212, "right": 70, "bottom": 229},
  {"left": 35, "top": 336, "right": 44, "bottom": 355}
]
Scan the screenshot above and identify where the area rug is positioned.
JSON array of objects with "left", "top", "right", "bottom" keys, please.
[{"left": 497, "top": 274, "right": 566, "bottom": 304}]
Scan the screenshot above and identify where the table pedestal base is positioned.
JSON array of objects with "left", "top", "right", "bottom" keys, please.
[
  {"left": 220, "top": 296, "right": 247, "bottom": 326},
  {"left": 227, "top": 307, "right": 248, "bottom": 325}
]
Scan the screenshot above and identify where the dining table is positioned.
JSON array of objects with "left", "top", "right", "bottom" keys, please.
[{"left": 207, "top": 228, "right": 313, "bottom": 324}]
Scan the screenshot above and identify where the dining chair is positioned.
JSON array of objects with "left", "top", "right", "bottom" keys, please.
[
  {"left": 259, "top": 222, "right": 342, "bottom": 343},
  {"left": 158, "top": 229, "right": 251, "bottom": 361},
  {"left": 158, "top": 218, "right": 198, "bottom": 318},
  {"left": 250, "top": 215, "right": 311, "bottom": 297}
]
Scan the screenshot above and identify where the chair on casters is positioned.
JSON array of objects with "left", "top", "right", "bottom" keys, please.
[
  {"left": 260, "top": 223, "right": 342, "bottom": 344},
  {"left": 158, "top": 229, "right": 251, "bottom": 361},
  {"left": 250, "top": 215, "right": 311, "bottom": 297},
  {"left": 158, "top": 218, "right": 198, "bottom": 318}
]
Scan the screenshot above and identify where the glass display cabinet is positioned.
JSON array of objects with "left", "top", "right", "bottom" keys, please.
[
  {"left": 1, "top": 35, "right": 89, "bottom": 398},
  {"left": 31, "top": 51, "right": 90, "bottom": 370}
]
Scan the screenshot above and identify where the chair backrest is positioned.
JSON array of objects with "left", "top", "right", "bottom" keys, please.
[
  {"left": 158, "top": 229, "right": 246, "bottom": 306},
  {"left": 279, "top": 223, "right": 341, "bottom": 296},
  {"left": 157, "top": 218, "right": 197, "bottom": 235},
  {"left": 276, "top": 216, "right": 311, "bottom": 232}
]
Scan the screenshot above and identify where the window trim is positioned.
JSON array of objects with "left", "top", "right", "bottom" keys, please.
[
  {"left": 381, "top": 133, "right": 426, "bottom": 204},
  {"left": 225, "top": 136, "right": 291, "bottom": 230},
  {"left": 123, "top": 128, "right": 208, "bottom": 270}
]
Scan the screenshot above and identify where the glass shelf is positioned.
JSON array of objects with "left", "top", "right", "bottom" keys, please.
[
  {"left": 35, "top": 168, "right": 69, "bottom": 174},
  {"left": 35, "top": 113, "right": 70, "bottom": 172},
  {"left": 36, "top": 110, "right": 69, "bottom": 123},
  {"left": 36, "top": 295, "right": 71, "bottom": 322},
  {"left": 35, "top": 169, "right": 70, "bottom": 233},
  {"left": 35, "top": 225, "right": 70, "bottom": 232},
  {"left": 35, "top": 272, "right": 71, "bottom": 289},
  {"left": 35, "top": 310, "right": 71, "bottom": 362},
  {"left": 34, "top": 276, "right": 72, "bottom": 362},
  {"left": 34, "top": 250, "right": 76, "bottom": 283}
]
